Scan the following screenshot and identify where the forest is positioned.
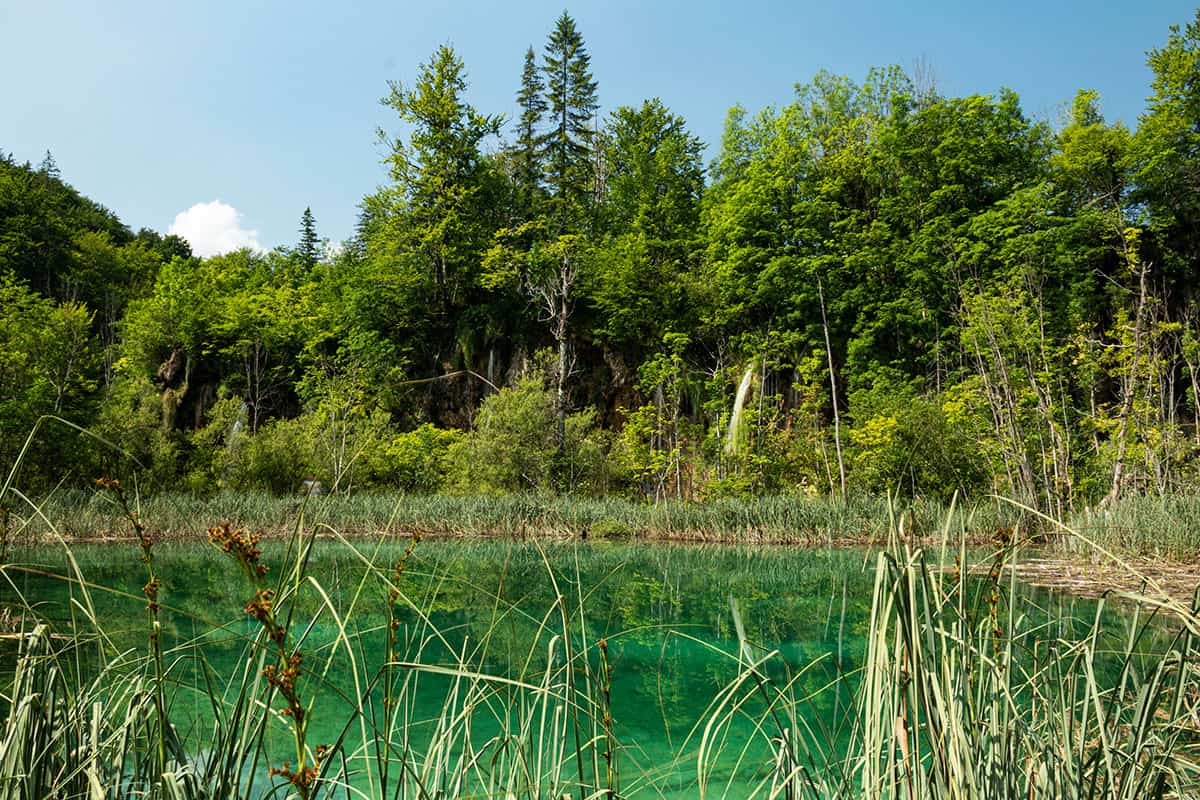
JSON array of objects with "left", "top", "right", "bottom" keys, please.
[
  {"left": 5, "top": 10, "right": 1200, "bottom": 517},
  {"left": 11, "top": 11, "right": 1200, "bottom": 800}
]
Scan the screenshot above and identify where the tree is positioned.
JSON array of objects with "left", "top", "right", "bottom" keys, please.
[
  {"left": 589, "top": 100, "right": 705, "bottom": 355},
  {"left": 375, "top": 45, "right": 501, "bottom": 309},
  {"left": 513, "top": 47, "right": 548, "bottom": 218},
  {"left": 360, "top": 44, "right": 505, "bottom": 393},
  {"left": 297, "top": 207, "right": 320, "bottom": 273},
  {"left": 38, "top": 150, "right": 60, "bottom": 180},
  {"left": 483, "top": 225, "right": 585, "bottom": 451},
  {"left": 604, "top": 99, "right": 704, "bottom": 246},
  {"left": 0, "top": 156, "right": 133, "bottom": 303},
  {"left": 539, "top": 11, "right": 599, "bottom": 231},
  {"left": 447, "top": 378, "right": 606, "bottom": 493},
  {"left": 1133, "top": 9, "right": 1200, "bottom": 276},
  {"left": 0, "top": 273, "right": 100, "bottom": 486}
]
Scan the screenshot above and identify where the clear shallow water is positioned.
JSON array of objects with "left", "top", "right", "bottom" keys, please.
[{"left": 1, "top": 538, "right": 1130, "bottom": 797}]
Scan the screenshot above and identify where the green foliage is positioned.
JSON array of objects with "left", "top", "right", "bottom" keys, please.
[
  {"left": 375, "top": 45, "right": 501, "bottom": 311},
  {"left": 847, "top": 383, "right": 988, "bottom": 502},
  {"left": 588, "top": 101, "right": 706, "bottom": 354},
  {"left": 539, "top": 11, "right": 599, "bottom": 230},
  {"left": 183, "top": 392, "right": 247, "bottom": 491},
  {"left": 588, "top": 517, "right": 632, "bottom": 539},
  {"left": 448, "top": 379, "right": 557, "bottom": 493},
  {"left": 295, "top": 206, "right": 319, "bottom": 275},
  {"left": 0, "top": 154, "right": 133, "bottom": 304},
  {"left": 448, "top": 378, "right": 608, "bottom": 494},
  {"left": 231, "top": 414, "right": 316, "bottom": 493},
  {"left": 513, "top": 46, "right": 548, "bottom": 218},
  {"left": 363, "top": 422, "right": 464, "bottom": 493},
  {"left": 0, "top": 273, "right": 100, "bottom": 484},
  {"left": 1133, "top": 9, "right": 1200, "bottom": 255},
  {"left": 9, "top": 10, "right": 1200, "bottom": 513},
  {"left": 95, "top": 373, "right": 182, "bottom": 488}
]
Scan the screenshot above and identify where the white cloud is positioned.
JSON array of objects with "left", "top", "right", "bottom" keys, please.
[{"left": 168, "top": 200, "right": 265, "bottom": 257}]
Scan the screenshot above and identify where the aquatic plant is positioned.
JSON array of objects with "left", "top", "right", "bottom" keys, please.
[{"left": 0, "top": 501, "right": 1198, "bottom": 798}]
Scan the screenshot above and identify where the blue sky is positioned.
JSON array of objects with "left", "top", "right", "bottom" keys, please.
[{"left": 2, "top": 1, "right": 1196, "bottom": 254}]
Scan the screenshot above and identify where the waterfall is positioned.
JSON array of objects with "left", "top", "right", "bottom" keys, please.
[
  {"left": 227, "top": 401, "right": 249, "bottom": 445},
  {"left": 725, "top": 362, "right": 756, "bottom": 455},
  {"left": 219, "top": 401, "right": 250, "bottom": 487}
]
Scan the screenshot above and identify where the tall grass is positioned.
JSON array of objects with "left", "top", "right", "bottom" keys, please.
[
  {"left": 0, "top": 511, "right": 642, "bottom": 799},
  {"left": 15, "top": 490, "right": 1033, "bottom": 546},
  {"left": 2, "top": 500, "right": 1199, "bottom": 798},
  {"left": 1063, "top": 493, "right": 1200, "bottom": 559},
  {"left": 691, "top": 511, "right": 1200, "bottom": 798},
  {"left": 21, "top": 488, "right": 1200, "bottom": 560}
]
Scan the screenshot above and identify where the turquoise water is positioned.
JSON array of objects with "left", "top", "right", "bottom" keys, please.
[{"left": 1, "top": 538, "right": 1127, "bottom": 797}]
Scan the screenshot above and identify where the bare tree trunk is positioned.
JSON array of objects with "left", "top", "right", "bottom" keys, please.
[
  {"left": 818, "top": 277, "right": 846, "bottom": 499},
  {"left": 1026, "top": 284, "right": 1072, "bottom": 515},
  {"left": 556, "top": 331, "right": 568, "bottom": 450},
  {"left": 963, "top": 299, "right": 1037, "bottom": 502},
  {"left": 673, "top": 360, "right": 683, "bottom": 499},
  {"left": 244, "top": 337, "right": 269, "bottom": 433},
  {"left": 1188, "top": 354, "right": 1200, "bottom": 447}
]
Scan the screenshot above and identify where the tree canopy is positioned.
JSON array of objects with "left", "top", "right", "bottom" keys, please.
[{"left": 6, "top": 10, "right": 1200, "bottom": 510}]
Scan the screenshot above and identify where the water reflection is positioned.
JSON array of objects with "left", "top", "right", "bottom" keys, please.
[{"left": 1, "top": 539, "right": 1142, "bottom": 798}]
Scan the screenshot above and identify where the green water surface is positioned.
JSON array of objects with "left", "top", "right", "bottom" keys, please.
[{"left": 2, "top": 538, "right": 1127, "bottom": 798}]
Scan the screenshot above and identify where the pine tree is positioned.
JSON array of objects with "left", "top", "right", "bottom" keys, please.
[
  {"left": 297, "top": 206, "right": 320, "bottom": 271},
  {"left": 514, "top": 47, "right": 547, "bottom": 217},
  {"left": 38, "top": 150, "right": 60, "bottom": 180},
  {"left": 539, "top": 12, "right": 598, "bottom": 231}
]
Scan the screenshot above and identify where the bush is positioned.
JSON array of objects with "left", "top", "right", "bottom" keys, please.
[
  {"left": 447, "top": 379, "right": 611, "bottom": 494},
  {"left": 96, "top": 374, "right": 183, "bottom": 489},
  {"left": 589, "top": 517, "right": 633, "bottom": 539},
  {"left": 847, "top": 385, "right": 988, "bottom": 502},
  {"left": 362, "top": 423, "right": 464, "bottom": 493},
  {"left": 231, "top": 415, "right": 316, "bottom": 493}
]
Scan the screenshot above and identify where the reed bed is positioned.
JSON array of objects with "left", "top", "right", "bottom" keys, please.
[
  {"left": 11, "top": 490, "right": 1032, "bottom": 547},
  {"left": 1063, "top": 494, "right": 1200, "bottom": 559},
  {"left": 1, "top": 500, "right": 1198, "bottom": 799},
  {"left": 19, "top": 488, "right": 1200, "bottom": 560}
]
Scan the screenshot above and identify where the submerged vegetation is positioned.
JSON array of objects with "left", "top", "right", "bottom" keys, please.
[{"left": 1, "top": 510, "right": 1198, "bottom": 798}]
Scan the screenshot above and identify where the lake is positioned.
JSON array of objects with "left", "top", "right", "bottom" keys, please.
[{"left": 1, "top": 537, "right": 1133, "bottom": 798}]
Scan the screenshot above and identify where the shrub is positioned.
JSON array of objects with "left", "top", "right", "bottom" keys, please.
[
  {"left": 847, "top": 385, "right": 988, "bottom": 502},
  {"left": 589, "top": 517, "right": 632, "bottom": 539},
  {"left": 448, "top": 379, "right": 611, "bottom": 494},
  {"left": 362, "top": 423, "right": 464, "bottom": 492},
  {"left": 230, "top": 415, "right": 315, "bottom": 493}
]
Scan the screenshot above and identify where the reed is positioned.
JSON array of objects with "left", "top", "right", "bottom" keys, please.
[
  {"left": 1, "top": 497, "right": 1198, "bottom": 798},
  {"left": 692, "top": 512, "right": 1200, "bottom": 798},
  {"left": 15, "top": 489, "right": 1034, "bottom": 547}
]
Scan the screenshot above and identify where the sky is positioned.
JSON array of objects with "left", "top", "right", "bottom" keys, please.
[{"left": 2, "top": 1, "right": 1196, "bottom": 256}]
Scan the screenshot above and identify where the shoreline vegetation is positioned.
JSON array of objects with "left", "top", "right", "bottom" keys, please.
[
  {"left": 11, "top": 488, "right": 1200, "bottom": 549},
  {"left": 7, "top": 489, "right": 1200, "bottom": 601},
  {"left": 2, "top": 512, "right": 1198, "bottom": 797}
]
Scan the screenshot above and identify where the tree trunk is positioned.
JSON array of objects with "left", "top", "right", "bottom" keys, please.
[
  {"left": 556, "top": 332, "right": 567, "bottom": 451},
  {"left": 1103, "top": 258, "right": 1151, "bottom": 508},
  {"left": 818, "top": 277, "right": 846, "bottom": 499}
]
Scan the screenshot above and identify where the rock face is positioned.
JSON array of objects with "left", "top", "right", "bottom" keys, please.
[{"left": 156, "top": 348, "right": 186, "bottom": 386}]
